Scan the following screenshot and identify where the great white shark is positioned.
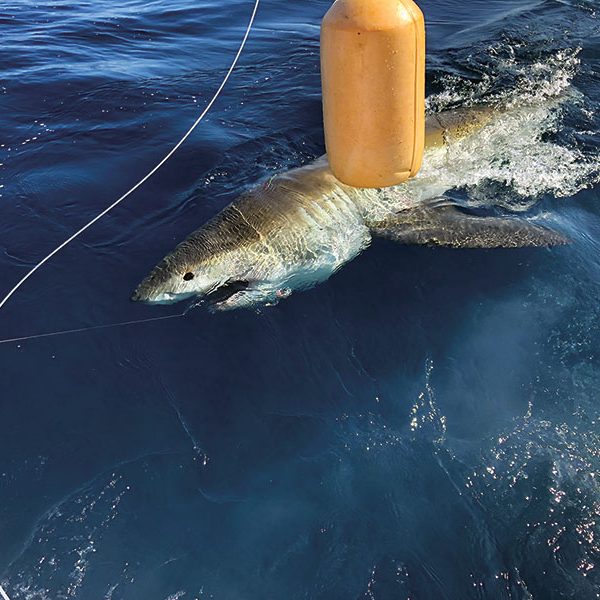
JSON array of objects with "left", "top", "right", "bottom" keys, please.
[{"left": 131, "top": 106, "right": 568, "bottom": 311}]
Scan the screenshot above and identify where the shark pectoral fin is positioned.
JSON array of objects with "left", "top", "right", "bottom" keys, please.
[{"left": 369, "top": 206, "right": 569, "bottom": 249}]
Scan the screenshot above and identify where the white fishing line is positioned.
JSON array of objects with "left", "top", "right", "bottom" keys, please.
[
  {"left": 0, "top": 312, "right": 187, "bottom": 346},
  {"left": 0, "top": 0, "right": 260, "bottom": 313},
  {"left": 0, "top": 584, "right": 11, "bottom": 600}
]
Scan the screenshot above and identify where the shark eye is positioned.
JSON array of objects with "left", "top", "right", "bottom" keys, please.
[{"left": 183, "top": 272, "right": 195, "bottom": 281}]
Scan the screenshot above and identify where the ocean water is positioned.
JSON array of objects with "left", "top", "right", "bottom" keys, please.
[{"left": 1, "top": 0, "right": 600, "bottom": 598}]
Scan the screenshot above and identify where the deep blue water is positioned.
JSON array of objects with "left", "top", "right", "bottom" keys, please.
[{"left": 1, "top": 0, "right": 600, "bottom": 598}]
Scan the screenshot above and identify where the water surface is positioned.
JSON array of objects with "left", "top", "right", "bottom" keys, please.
[{"left": 1, "top": 1, "right": 600, "bottom": 598}]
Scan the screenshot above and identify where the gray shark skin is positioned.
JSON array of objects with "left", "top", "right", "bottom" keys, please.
[{"left": 132, "top": 106, "right": 568, "bottom": 311}]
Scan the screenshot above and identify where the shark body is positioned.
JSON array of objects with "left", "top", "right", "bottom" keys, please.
[{"left": 132, "top": 106, "right": 567, "bottom": 311}]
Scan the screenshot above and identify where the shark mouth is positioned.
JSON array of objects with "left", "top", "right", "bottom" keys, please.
[{"left": 204, "top": 280, "right": 250, "bottom": 308}]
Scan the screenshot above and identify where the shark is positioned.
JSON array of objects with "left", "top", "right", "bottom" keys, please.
[{"left": 131, "top": 105, "right": 568, "bottom": 311}]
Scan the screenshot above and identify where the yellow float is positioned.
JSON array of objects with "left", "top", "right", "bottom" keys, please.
[{"left": 321, "top": 0, "right": 426, "bottom": 188}]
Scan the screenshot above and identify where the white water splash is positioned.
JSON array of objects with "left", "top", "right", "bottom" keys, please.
[{"left": 419, "top": 47, "right": 599, "bottom": 211}]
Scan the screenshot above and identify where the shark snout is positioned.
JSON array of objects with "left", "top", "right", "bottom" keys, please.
[
  {"left": 131, "top": 279, "right": 197, "bottom": 305},
  {"left": 131, "top": 262, "right": 179, "bottom": 304},
  {"left": 130, "top": 283, "right": 156, "bottom": 303},
  {"left": 130, "top": 288, "right": 145, "bottom": 303},
  {"left": 130, "top": 274, "right": 165, "bottom": 303}
]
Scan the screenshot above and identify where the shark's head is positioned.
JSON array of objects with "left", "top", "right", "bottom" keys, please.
[
  {"left": 131, "top": 233, "right": 235, "bottom": 306},
  {"left": 130, "top": 228, "right": 255, "bottom": 308},
  {"left": 131, "top": 257, "right": 218, "bottom": 305}
]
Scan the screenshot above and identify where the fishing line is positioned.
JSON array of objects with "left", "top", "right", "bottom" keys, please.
[
  {"left": 0, "top": 295, "right": 207, "bottom": 345},
  {"left": 0, "top": 0, "right": 260, "bottom": 314},
  {"left": 0, "top": 585, "right": 11, "bottom": 600},
  {"left": 0, "top": 312, "right": 188, "bottom": 346}
]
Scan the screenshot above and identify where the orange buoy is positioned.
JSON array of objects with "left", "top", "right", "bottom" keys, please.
[{"left": 320, "top": 0, "right": 426, "bottom": 188}]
